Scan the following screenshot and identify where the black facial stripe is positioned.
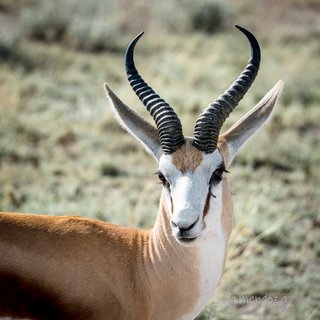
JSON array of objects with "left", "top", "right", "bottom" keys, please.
[{"left": 203, "top": 189, "right": 211, "bottom": 216}]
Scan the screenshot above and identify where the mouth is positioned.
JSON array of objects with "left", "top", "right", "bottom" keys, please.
[{"left": 176, "top": 236, "right": 198, "bottom": 244}]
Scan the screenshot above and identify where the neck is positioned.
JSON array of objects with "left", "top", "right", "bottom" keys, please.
[
  {"left": 142, "top": 191, "right": 199, "bottom": 319},
  {"left": 141, "top": 183, "right": 232, "bottom": 320}
]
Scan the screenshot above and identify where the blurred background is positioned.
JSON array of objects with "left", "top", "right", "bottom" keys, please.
[{"left": 0, "top": 0, "right": 319, "bottom": 319}]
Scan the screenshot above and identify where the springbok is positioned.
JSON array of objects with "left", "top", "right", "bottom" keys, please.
[{"left": 0, "top": 26, "right": 283, "bottom": 320}]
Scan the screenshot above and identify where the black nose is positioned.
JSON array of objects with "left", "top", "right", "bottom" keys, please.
[{"left": 171, "top": 217, "right": 199, "bottom": 233}]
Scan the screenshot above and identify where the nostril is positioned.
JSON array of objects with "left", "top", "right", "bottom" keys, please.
[{"left": 173, "top": 217, "right": 199, "bottom": 233}]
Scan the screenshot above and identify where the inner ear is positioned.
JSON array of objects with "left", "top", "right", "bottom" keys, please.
[
  {"left": 218, "top": 80, "right": 283, "bottom": 167},
  {"left": 105, "top": 84, "right": 162, "bottom": 160}
]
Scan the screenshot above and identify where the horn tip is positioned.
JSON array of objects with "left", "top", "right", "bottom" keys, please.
[
  {"left": 234, "top": 24, "right": 260, "bottom": 65},
  {"left": 235, "top": 24, "right": 242, "bottom": 30},
  {"left": 235, "top": 25, "right": 251, "bottom": 34},
  {"left": 125, "top": 31, "right": 145, "bottom": 72},
  {"left": 234, "top": 24, "right": 250, "bottom": 35},
  {"left": 133, "top": 31, "right": 145, "bottom": 42}
]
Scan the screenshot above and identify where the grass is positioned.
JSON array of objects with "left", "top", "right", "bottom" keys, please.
[{"left": 0, "top": 0, "right": 319, "bottom": 319}]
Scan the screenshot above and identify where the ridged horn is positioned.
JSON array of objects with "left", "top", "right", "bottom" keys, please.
[
  {"left": 193, "top": 25, "right": 261, "bottom": 154},
  {"left": 125, "top": 32, "right": 185, "bottom": 154}
]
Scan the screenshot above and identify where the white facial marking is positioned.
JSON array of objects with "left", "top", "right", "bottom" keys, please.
[{"left": 159, "top": 148, "right": 224, "bottom": 244}]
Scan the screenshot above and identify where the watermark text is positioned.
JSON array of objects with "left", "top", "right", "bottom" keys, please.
[{"left": 230, "top": 293, "right": 288, "bottom": 305}]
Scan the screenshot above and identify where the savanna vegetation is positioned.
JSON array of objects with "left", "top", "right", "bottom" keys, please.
[{"left": 0, "top": 0, "right": 319, "bottom": 319}]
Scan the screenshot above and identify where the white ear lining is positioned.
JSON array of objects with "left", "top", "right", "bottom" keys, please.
[
  {"left": 220, "top": 80, "right": 284, "bottom": 166},
  {"left": 105, "top": 84, "right": 162, "bottom": 161}
]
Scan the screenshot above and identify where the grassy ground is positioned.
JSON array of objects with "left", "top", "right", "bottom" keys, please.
[{"left": 0, "top": 1, "right": 319, "bottom": 319}]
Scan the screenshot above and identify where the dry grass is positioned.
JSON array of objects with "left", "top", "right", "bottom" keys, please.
[{"left": 0, "top": 1, "right": 319, "bottom": 319}]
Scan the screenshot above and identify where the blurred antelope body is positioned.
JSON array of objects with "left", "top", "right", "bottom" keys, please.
[{"left": 0, "top": 26, "right": 283, "bottom": 320}]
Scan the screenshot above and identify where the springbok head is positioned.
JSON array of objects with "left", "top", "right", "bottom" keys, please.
[{"left": 106, "top": 25, "right": 283, "bottom": 246}]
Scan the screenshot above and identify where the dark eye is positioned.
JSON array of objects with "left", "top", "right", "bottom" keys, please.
[
  {"left": 210, "top": 168, "right": 224, "bottom": 185},
  {"left": 157, "top": 172, "right": 169, "bottom": 186}
]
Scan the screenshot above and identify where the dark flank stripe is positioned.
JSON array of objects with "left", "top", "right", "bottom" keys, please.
[{"left": 0, "top": 271, "right": 92, "bottom": 320}]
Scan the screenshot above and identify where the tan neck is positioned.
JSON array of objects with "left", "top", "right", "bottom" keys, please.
[
  {"left": 140, "top": 191, "right": 200, "bottom": 319},
  {"left": 140, "top": 180, "right": 233, "bottom": 319}
]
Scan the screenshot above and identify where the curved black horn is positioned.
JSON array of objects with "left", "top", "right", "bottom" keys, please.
[
  {"left": 125, "top": 32, "right": 185, "bottom": 154},
  {"left": 193, "top": 25, "right": 261, "bottom": 154}
]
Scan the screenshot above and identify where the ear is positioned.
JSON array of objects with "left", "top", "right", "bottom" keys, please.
[
  {"left": 104, "top": 84, "right": 162, "bottom": 160},
  {"left": 218, "top": 80, "right": 284, "bottom": 167}
]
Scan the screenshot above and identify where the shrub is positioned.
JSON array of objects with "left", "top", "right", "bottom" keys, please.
[
  {"left": 155, "top": 0, "right": 232, "bottom": 33},
  {"left": 66, "top": 10, "right": 123, "bottom": 52},
  {"left": 0, "top": 17, "right": 33, "bottom": 70},
  {"left": 19, "top": 0, "right": 233, "bottom": 51},
  {"left": 190, "top": 0, "right": 230, "bottom": 33},
  {"left": 0, "top": 26, "right": 20, "bottom": 60},
  {"left": 20, "top": 0, "right": 124, "bottom": 52},
  {"left": 21, "top": 0, "right": 69, "bottom": 42}
]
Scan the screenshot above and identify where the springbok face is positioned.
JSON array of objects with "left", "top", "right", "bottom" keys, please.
[
  {"left": 106, "top": 25, "right": 283, "bottom": 245},
  {"left": 158, "top": 140, "right": 224, "bottom": 244}
]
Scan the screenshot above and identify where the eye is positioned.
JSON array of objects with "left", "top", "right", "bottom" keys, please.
[
  {"left": 209, "top": 168, "right": 225, "bottom": 185},
  {"left": 157, "top": 171, "right": 169, "bottom": 186}
]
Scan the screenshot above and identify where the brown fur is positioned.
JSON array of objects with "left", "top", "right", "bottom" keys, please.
[
  {"left": 0, "top": 213, "right": 147, "bottom": 319},
  {"left": 220, "top": 179, "right": 233, "bottom": 243},
  {"left": 172, "top": 140, "right": 203, "bottom": 172},
  {"left": 0, "top": 200, "right": 200, "bottom": 320},
  {"left": 0, "top": 140, "right": 234, "bottom": 320},
  {"left": 217, "top": 136, "right": 230, "bottom": 167}
]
